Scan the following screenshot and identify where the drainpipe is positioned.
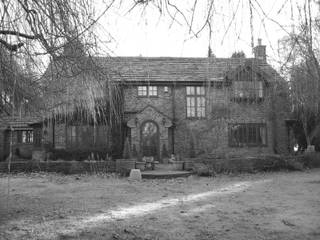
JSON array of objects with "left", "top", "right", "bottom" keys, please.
[
  {"left": 172, "top": 82, "right": 176, "bottom": 154},
  {"left": 52, "top": 112, "right": 55, "bottom": 149}
]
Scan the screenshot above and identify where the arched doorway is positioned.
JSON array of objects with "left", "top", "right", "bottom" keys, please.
[{"left": 140, "top": 121, "right": 159, "bottom": 159}]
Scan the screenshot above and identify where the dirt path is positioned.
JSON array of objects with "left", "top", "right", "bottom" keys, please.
[{"left": 1, "top": 170, "right": 320, "bottom": 240}]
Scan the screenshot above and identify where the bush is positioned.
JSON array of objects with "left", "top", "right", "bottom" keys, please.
[
  {"left": 192, "top": 162, "right": 216, "bottom": 176},
  {"left": 295, "top": 152, "right": 320, "bottom": 168},
  {"left": 190, "top": 154, "right": 310, "bottom": 175}
]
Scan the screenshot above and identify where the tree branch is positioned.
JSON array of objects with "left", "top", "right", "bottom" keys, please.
[
  {"left": 0, "top": 39, "right": 24, "bottom": 51},
  {"left": 0, "top": 30, "right": 38, "bottom": 39}
]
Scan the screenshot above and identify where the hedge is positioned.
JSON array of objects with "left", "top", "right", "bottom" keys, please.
[
  {"left": 0, "top": 160, "right": 116, "bottom": 174},
  {"left": 187, "top": 153, "right": 320, "bottom": 176}
]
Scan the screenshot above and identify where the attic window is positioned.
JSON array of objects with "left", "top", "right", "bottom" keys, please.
[{"left": 233, "top": 81, "right": 264, "bottom": 101}]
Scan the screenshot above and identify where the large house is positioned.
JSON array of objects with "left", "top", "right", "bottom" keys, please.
[{"left": 0, "top": 40, "right": 291, "bottom": 161}]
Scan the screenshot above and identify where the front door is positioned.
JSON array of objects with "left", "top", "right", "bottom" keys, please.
[{"left": 141, "top": 121, "right": 159, "bottom": 159}]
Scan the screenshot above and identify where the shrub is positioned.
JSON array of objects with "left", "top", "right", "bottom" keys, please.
[
  {"left": 192, "top": 162, "right": 215, "bottom": 176},
  {"left": 296, "top": 152, "right": 320, "bottom": 168}
]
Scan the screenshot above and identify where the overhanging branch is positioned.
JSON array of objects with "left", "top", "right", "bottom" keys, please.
[
  {"left": 0, "top": 39, "right": 24, "bottom": 51},
  {"left": 0, "top": 30, "right": 38, "bottom": 39}
]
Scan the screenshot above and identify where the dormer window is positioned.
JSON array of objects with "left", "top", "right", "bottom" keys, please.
[
  {"left": 234, "top": 81, "right": 263, "bottom": 100},
  {"left": 231, "top": 65, "right": 265, "bottom": 102},
  {"left": 138, "top": 86, "right": 158, "bottom": 97}
]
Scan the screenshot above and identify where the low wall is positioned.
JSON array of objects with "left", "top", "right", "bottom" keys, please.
[
  {"left": 0, "top": 160, "right": 116, "bottom": 174},
  {"left": 184, "top": 153, "right": 320, "bottom": 174}
]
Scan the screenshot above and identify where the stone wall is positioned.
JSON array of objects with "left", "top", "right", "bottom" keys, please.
[{"left": 124, "top": 80, "right": 289, "bottom": 159}]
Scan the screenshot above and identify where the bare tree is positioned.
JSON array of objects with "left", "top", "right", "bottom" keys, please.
[{"left": 279, "top": 0, "right": 320, "bottom": 150}]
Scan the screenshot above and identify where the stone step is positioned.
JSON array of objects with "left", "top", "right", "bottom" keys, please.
[
  {"left": 141, "top": 170, "right": 192, "bottom": 179},
  {"left": 155, "top": 162, "right": 184, "bottom": 171}
]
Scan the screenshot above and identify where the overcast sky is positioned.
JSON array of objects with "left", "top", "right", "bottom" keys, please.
[{"left": 94, "top": 0, "right": 311, "bottom": 67}]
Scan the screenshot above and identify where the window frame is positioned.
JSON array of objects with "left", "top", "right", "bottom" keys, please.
[
  {"left": 186, "top": 86, "right": 206, "bottom": 119},
  {"left": 228, "top": 123, "right": 267, "bottom": 147},
  {"left": 137, "top": 86, "right": 158, "bottom": 97},
  {"left": 233, "top": 80, "right": 264, "bottom": 102}
]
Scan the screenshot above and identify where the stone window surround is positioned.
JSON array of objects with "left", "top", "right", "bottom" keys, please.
[
  {"left": 228, "top": 123, "right": 267, "bottom": 147},
  {"left": 186, "top": 86, "right": 206, "bottom": 119},
  {"left": 137, "top": 85, "right": 158, "bottom": 97}
]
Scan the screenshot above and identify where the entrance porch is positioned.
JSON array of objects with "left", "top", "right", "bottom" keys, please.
[{"left": 126, "top": 105, "right": 173, "bottom": 162}]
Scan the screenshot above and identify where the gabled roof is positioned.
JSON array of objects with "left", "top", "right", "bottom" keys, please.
[
  {"left": 136, "top": 104, "right": 172, "bottom": 120},
  {"left": 93, "top": 56, "right": 276, "bottom": 83}
]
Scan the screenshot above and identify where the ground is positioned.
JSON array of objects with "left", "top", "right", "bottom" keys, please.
[{"left": 1, "top": 170, "right": 320, "bottom": 240}]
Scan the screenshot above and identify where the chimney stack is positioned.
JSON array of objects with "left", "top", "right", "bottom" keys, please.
[{"left": 254, "top": 38, "right": 266, "bottom": 62}]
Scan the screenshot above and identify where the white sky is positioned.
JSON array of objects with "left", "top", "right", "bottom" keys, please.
[{"left": 93, "top": 0, "right": 312, "bottom": 68}]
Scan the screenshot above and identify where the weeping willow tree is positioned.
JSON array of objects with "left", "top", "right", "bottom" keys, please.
[
  {"left": 0, "top": 47, "right": 40, "bottom": 116},
  {"left": 0, "top": 0, "right": 122, "bottom": 124}
]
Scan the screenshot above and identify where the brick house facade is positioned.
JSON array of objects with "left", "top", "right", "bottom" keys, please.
[
  {"left": 120, "top": 64, "right": 289, "bottom": 161},
  {"left": 38, "top": 40, "right": 290, "bottom": 161}
]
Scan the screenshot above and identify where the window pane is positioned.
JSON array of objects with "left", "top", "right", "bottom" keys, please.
[
  {"left": 196, "top": 86, "right": 205, "bottom": 95},
  {"left": 258, "top": 81, "right": 263, "bottom": 98},
  {"left": 149, "top": 86, "right": 157, "bottom": 96},
  {"left": 187, "top": 97, "right": 196, "bottom": 117},
  {"left": 138, "top": 86, "right": 147, "bottom": 96},
  {"left": 186, "top": 86, "right": 195, "bottom": 95},
  {"left": 197, "top": 97, "right": 206, "bottom": 117},
  {"left": 22, "top": 131, "right": 26, "bottom": 143},
  {"left": 29, "top": 131, "right": 33, "bottom": 143}
]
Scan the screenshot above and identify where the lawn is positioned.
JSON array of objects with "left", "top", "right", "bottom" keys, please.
[{"left": 1, "top": 170, "right": 320, "bottom": 240}]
